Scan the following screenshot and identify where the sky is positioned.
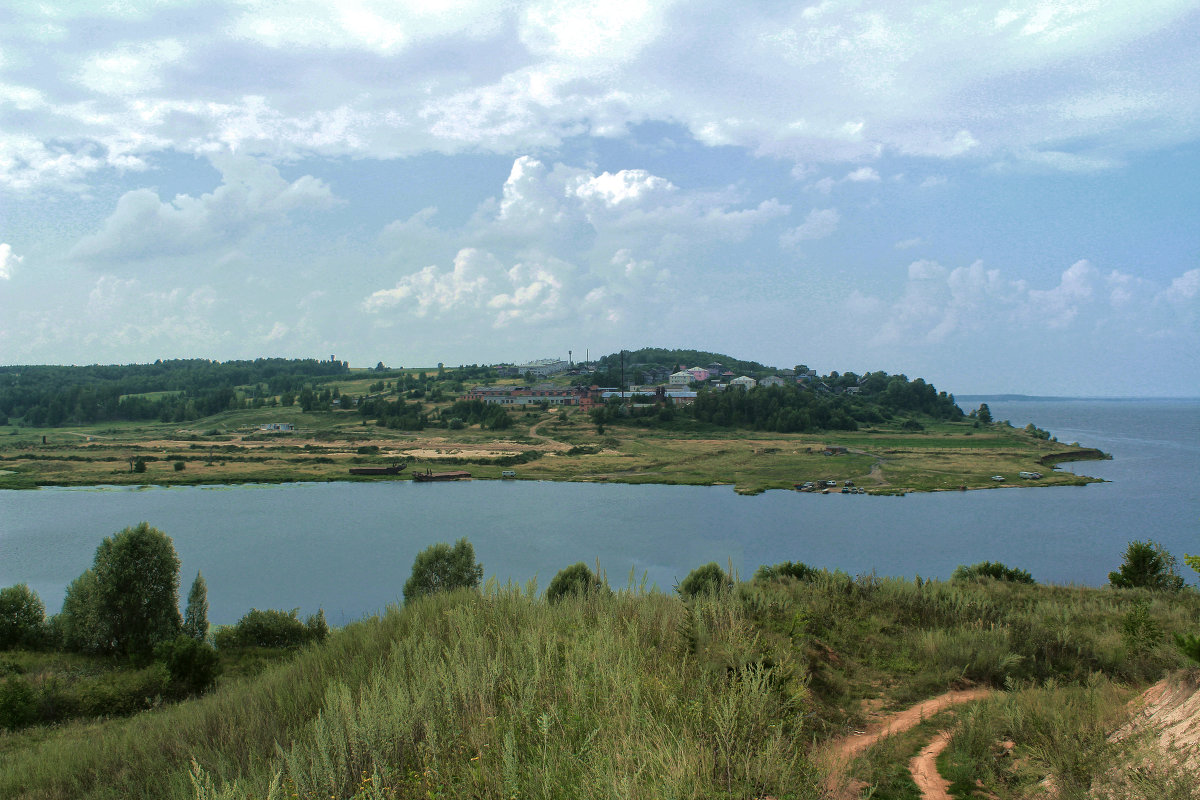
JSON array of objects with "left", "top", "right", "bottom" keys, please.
[{"left": 1, "top": 1, "right": 1198, "bottom": 397}]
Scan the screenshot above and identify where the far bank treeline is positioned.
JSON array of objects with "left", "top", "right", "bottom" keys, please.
[{"left": 1, "top": 350, "right": 964, "bottom": 435}]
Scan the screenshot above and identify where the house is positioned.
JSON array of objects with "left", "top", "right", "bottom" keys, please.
[
  {"left": 759, "top": 375, "right": 787, "bottom": 387},
  {"left": 730, "top": 376, "right": 757, "bottom": 389},
  {"left": 823, "top": 446, "right": 848, "bottom": 456},
  {"left": 259, "top": 422, "right": 294, "bottom": 432},
  {"left": 516, "top": 358, "right": 570, "bottom": 377},
  {"left": 669, "top": 371, "right": 694, "bottom": 386},
  {"left": 686, "top": 366, "right": 710, "bottom": 383}
]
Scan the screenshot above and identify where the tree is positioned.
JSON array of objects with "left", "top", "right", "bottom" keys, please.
[
  {"left": 0, "top": 584, "right": 47, "bottom": 650},
  {"left": 546, "top": 562, "right": 608, "bottom": 602},
  {"left": 975, "top": 403, "right": 992, "bottom": 424},
  {"left": 677, "top": 562, "right": 733, "bottom": 598},
  {"left": 952, "top": 561, "right": 1035, "bottom": 584},
  {"left": 89, "top": 522, "right": 183, "bottom": 656},
  {"left": 1108, "top": 540, "right": 1185, "bottom": 592},
  {"left": 56, "top": 569, "right": 109, "bottom": 653},
  {"left": 183, "top": 571, "right": 209, "bottom": 642},
  {"left": 403, "top": 538, "right": 484, "bottom": 603},
  {"left": 155, "top": 635, "right": 220, "bottom": 696}
]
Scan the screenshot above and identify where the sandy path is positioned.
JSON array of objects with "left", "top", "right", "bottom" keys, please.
[
  {"left": 909, "top": 729, "right": 955, "bottom": 800},
  {"left": 824, "top": 688, "right": 991, "bottom": 799},
  {"left": 526, "top": 418, "right": 571, "bottom": 451}
]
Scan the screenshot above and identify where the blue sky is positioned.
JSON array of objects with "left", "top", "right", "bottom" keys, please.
[{"left": 1, "top": 0, "right": 1198, "bottom": 396}]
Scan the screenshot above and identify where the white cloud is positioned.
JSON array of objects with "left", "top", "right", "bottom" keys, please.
[
  {"left": 75, "top": 39, "right": 186, "bottom": 96},
  {"left": 845, "top": 167, "right": 881, "bottom": 182},
  {"left": 364, "top": 155, "right": 782, "bottom": 328},
  {"left": 0, "top": 243, "right": 21, "bottom": 279},
  {"left": 781, "top": 208, "right": 840, "bottom": 247},
  {"left": 69, "top": 153, "right": 338, "bottom": 263},
  {"left": 894, "top": 237, "right": 922, "bottom": 249}
]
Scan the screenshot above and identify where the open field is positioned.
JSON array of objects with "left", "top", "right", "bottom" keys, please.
[{"left": 0, "top": 401, "right": 1103, "bottom": 493}]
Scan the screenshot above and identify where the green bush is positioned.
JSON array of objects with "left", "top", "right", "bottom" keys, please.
[
  {"left": 0, "top": 675, "right": 37, "bottom": 730},
  {"left": 403, "top": 538, "right": 484, "bottom": 603},
  {"left": 0, "top": 584, "right": 48, "bottom": 650},
  {"left": 754, "top": 561, "right": 820, "bottom": 583},
  {"left": 1109, "top": 540, "right": 1185, "bottom": 591},
  {"left": 155, "top": 635, "right": 221, "bottom": 696},
  {"left": 952, "top": 561, "right": 1036, "bottom": 584},
  {"left": 173, "top": 460, "right": 185, "bottom": 471},
  {"left": 546, "top": 563, "right": 608, "bottom": 602},
  {"left": 215, "top": 608, "right": 318, "bottom": 650},
  {"left": 677, "top": 562, "right": 732, "bottom": 598}
]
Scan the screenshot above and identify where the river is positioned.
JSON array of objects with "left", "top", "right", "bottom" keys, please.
[{"left": 1, "top": 398, "right": 1196, "bottom": 625}]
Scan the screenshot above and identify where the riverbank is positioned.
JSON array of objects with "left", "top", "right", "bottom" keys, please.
[{"left": 0, "top": 405, "right": 1103, "bottom": 494}]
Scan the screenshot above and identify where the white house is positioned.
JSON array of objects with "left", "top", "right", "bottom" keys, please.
[
  {"left": 730, "top": 376, "right": 757, "bottom": 389},
  {"left": 669, "top": 371, "right": 693, "bottom": 385},
  {"left": 759, "top": 375, "right": 787, "bottom": 387}
]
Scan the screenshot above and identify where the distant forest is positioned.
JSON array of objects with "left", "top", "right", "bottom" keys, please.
[{"left": 0, "top": 359, "right": 351, "bottom": 426}]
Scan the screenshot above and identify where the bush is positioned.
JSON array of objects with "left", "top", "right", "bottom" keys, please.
[
  {"left": 0, "top": 675, "right": 37, "bottom": 730},
  {"left": 546, "top": 563, "right": 608, "bottom": 603},
  {"left": 173, "top": 461, "right": 185, "bottom": 471},
  {"left": 403, "top": 539, "right": 484, "bottom": 603},
  {"left": 214, "top": 608, "right": 320, "bottom": 650},
  {"left": 154, "top": 635, "right": 221, "bottom": 696},
  {"left": 0, "top": 584, "right": 48, "bottom": 650},
  {"left": 952, "top": 561, "right": 1036, "bottom": 584},
  {"left": 677, "top": 562, "right": 732, "bottom": 598},
  {"left": 1109, "top": 540, "right": 1185, "bottom": 591},
  {"left": 754, "top": 561, "right": 820, "bottom": 583}
]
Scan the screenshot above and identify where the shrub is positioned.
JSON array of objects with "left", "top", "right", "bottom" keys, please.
[
  {"left": 754, "top": 561, "right": 820, "bottom": 583},
  {"left": 173, "top": 461, "right": 185, "bottom": 471},
  {"left": 0, "top": 675, "right": 37, "bottom": 730},
  {"left": 403, "top": 538, "right": 484, "bottom": 603},
  {"left": 0, "top": 584, "right": 48, "bottom": 650},
  {"left": 155, "top": 635, "right": 221, "bottom": 696},
  {"left": 215, "top": 608, "right": 315, "bottom": 650},
  {"left": 952, "top": 561, "right": 1036, "bottom": 584},
  {"left": 1109, "top": 540, "right": 1185, "bottom": 591},
  {"left": 546, "top": 563, "right": 608, "bottom": 602},
  {"left": 677, "top": 562, "right": 732, "bottom": 598}
]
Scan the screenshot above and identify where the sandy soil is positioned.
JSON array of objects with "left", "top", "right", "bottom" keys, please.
[
  {"left": 909, "top": 729, "right": 955, "bottom": 800},
  {"left": 823, "top": 688, "right": 991, "bottom": 799},
  {"left": 1112, "top": 674, "right": 1200, "bottom": 771}
]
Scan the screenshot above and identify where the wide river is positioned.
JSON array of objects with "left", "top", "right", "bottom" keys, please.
[{"left": 1, "top": 398, "right": 1196, "bottom": 625}]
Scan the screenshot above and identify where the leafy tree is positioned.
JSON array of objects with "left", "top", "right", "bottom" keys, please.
[
  {"left": 214, "top": 608, "right": 315, "bottom": 649},
  {"left": 546, "top": 563, "right": 608, "bottom": 602},
  {"left": 975, "top": 403, "right": 992, "bottom": 424},
  {"left": 0, "top": 676, "right": 37, "bottom": 731},
  {"left": 55, "top": 569, "right": 109, "bottom": 654},
  {"left": 677, "top": 562, "right": 732, "bottom": 598},
  {"left": 61, "top": 523, "right": 183, "bottom": 657},
  {"left": 183, "top": 572, "right": 209, "bottom": 642},
  {"left": 952, "top": 561, "right": 1036, "bottom": 584},
  {"left": 1108, "top": 540, "right": 1185, "bottom": 591},
  {"left": 305, "top": 609, "right": 329, "bottom": 643},
  {"left": 0, "top": 584, "right": 47, "bottom": 650},
  {"left": 403, "top": 538, "right": 484, "bottom": 603}
]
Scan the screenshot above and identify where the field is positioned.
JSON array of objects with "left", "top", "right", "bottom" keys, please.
[{"left": 0, "top": 393, "right": 1103, "bottom": 494}]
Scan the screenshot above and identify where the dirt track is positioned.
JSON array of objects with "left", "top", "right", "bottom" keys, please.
[{"left": 825, "top": 688, "right": 991, "bottom": 799}]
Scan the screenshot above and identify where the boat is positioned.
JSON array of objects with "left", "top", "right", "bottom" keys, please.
[
  {"left": 411, "top": 469, "right": 472, "bottom": 482},
  {"left": 348, "top": 461, "right": 407, "bottom": 476}
]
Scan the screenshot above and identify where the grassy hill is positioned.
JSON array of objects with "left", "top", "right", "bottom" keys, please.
[{"left": 3, "top": 566, "right": 1197, "bottom": 799}]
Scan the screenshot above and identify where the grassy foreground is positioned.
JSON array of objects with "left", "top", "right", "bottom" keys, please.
[
  {"left": 0, "top": 399, "right": 1103, "bottom": 494},
  {"left": 3, "top": 570, "right": 1197, "bottom": 800}
]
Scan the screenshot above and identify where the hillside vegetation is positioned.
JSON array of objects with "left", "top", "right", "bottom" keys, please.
[{"left": 3, "top": 559, "right": 1198, "bottom": 800}]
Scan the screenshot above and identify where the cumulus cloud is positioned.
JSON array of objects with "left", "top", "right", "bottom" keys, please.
[
  {"left": 2, "top": 2, "right": 1197, "bottom": 191},
  {"left": 363, "top": 155, "right": 781, "bottom": 328},
  {"left": 0, "top": 243, "right": 21, "bottom": 279},
  {"left": 69, "top": 153, "right": 338, "bottom": 263},
  {"left": 849, "top": 257, "right": 1199, "bottom": 347},
  {"left": 781, "top": 208, "right": 840, "bottom": 247}
]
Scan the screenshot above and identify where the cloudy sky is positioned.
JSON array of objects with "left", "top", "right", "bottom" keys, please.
[{"left": 1, "top": 1, "right": 1198, "bottom": 396}]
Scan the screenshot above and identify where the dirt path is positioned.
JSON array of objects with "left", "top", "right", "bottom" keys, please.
[
  {"left": 909, "top": 729, "right": 955, "bottom": 800},
  {"left": 824, "top": 688, "right": 991, "bottom": 799},
  {"left": 526, "top": 418, "right": 571, "bottom": 451}
]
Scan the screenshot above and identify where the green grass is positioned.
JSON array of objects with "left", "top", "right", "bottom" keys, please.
[{"left": 3, "top": 571, "right": 1197, "bottom": 799}]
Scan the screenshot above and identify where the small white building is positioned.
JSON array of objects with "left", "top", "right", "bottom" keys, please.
[
  {"left": 669, "top": 371, "right": 693, "bottom": 385},
  {"left": 730, "top": 376, "right": 757, "bottom": 390},
  {"left": 516, "top": 358, "right": 570, "bottom": 377},
  {"left": 759, "top": 375, "right": 787, "bottom": 387}
]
